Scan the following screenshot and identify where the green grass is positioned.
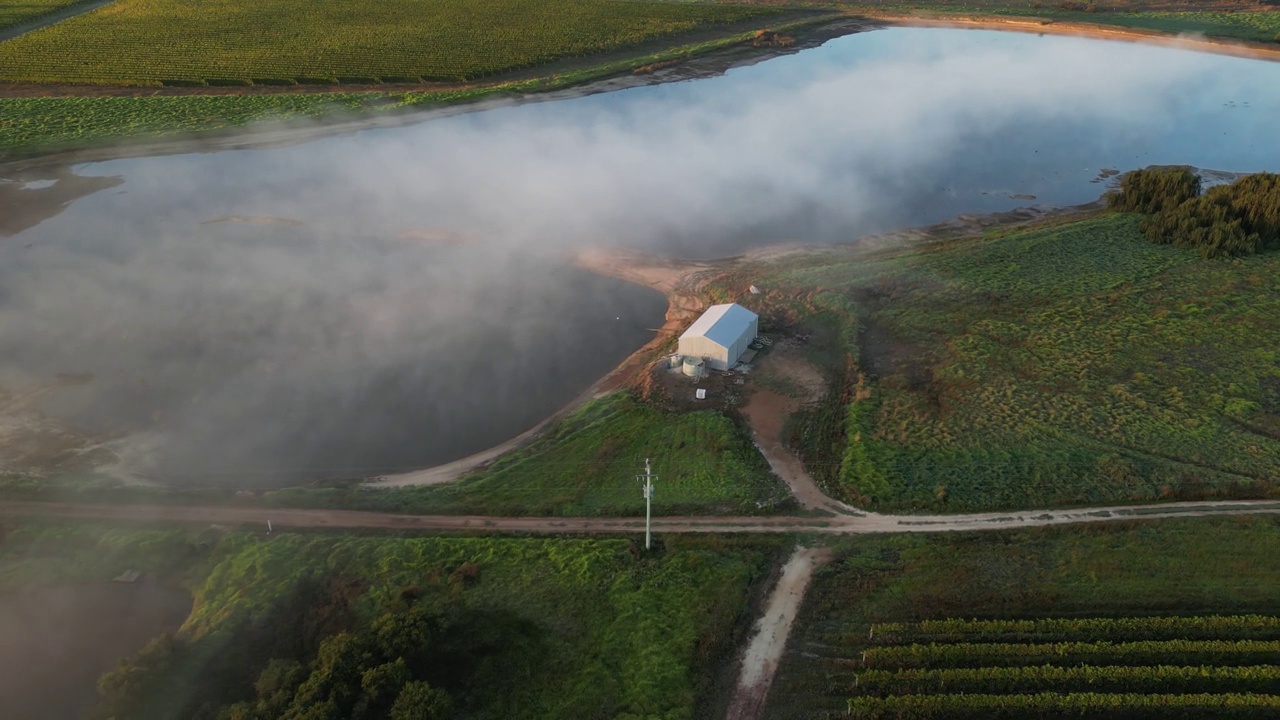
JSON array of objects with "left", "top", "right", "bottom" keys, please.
[
  {"left": 80, "top": 525, "right": 778, "bottom": 712},
  {"left": 0, "top": 520, "right": 784, "bottom": 720},
  {"left": 1079, "top": 10, "right": 1280, "bottom": 43},
  {"left": 0, "top": 0, "right": 93, "bottom": 31},
  {"left": 0, "top": 520, "right": 220, "bottom": 588},
  {"left": 0, "top": 0, "right": 781, "bottom": 85},
  {"left": 765, "top": 515, "right": 1280, "bottom": 719},
  {"left": 732, "top": 211, "right": 1280, "bottom": 512},
  {"left": 265, "top": 393, "right": 793, "bottom": 516}
]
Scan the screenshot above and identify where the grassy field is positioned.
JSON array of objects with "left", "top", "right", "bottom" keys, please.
[
  {"left": 0, "top": 0, "right": 93, "bottom": 31},
  {"left": 730, "top": 211, "right": 1280, "bottom": 512},
  {"left": 265, "top": 392, "right": 793, "bottom": 516},
  {"left": 0, "top": 520, "right": 785, "bottom": 720},
  {"left": 0, "top": 520, "right": 219, "bottom": 589},
  {"left": 0, "top": 0, "right": 781, "bottom": 85},
  {"left": 765, "top": 515, "right": 1280, "bottom": 719}
]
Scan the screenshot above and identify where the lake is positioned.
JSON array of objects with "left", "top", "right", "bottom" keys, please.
[{"left": 3, "top": 27, "right": 1279, "bottom": 485}]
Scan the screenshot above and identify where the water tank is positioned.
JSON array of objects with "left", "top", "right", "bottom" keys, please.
[
  {"left": 668, "top": 354, "right": 683, "bottom": 369},
  {"left": 682, "top": 356, "right": 704, "bottom": 378}
]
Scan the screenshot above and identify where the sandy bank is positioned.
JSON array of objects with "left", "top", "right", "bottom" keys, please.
[{"left": 877, "top": 13, "right": 1280, "bottom": 63}]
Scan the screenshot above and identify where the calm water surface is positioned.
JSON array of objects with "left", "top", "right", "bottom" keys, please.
[{"left": 3, "top": 28, "right": 1279, "bottom": 484}]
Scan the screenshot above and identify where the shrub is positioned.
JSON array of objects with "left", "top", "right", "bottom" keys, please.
[
  {"left": 1108, "top": 167, "right": 1202, "bottom": 214},
  {"left": 1142, "top": 173, "right": 1280, "bottom": 258}
]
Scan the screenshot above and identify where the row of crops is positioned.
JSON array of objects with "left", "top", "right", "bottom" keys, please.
[
  {"left": 867, "top": 614, "right": 1280, "bottom": 644},
  {"left": 842, "top": 615, "right": 1280, "bottom": 718},
  {"left": 0, "top": 0, "right": 783, "bottom": 85}
]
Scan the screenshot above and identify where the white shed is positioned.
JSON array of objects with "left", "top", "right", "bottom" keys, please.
[{"left": 678, "top": 303, "right": 758, "bottom": 371}]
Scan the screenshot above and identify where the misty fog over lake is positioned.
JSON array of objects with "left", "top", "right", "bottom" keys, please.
[{"left": 3, "top": 27, "right": 1279, "bottom": 485}]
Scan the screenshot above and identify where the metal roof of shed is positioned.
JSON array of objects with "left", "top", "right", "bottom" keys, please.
[{"left": 679, "top": 303, "right": 757, "bottom": 349}]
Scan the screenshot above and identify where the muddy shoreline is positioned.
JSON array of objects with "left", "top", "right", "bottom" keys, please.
[{"left": 881, "top": 13, "right": 1280, "bottom": 63}]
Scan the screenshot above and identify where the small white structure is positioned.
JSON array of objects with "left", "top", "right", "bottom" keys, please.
[
  {"left": 682, "top": 355, "right": 705, "bottom": 378},
  {"left": 678, "top": 303, "right": 759, "bottom": 371}
]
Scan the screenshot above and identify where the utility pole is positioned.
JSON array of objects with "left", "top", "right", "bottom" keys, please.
[{"left": 638, "top": 458, "right": 656, "bottom": 550}]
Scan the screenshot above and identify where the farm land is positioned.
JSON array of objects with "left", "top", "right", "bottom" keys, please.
[
  {"left": 4, "top": 1, "right": 1280, "bottom": 716},
  {"left": 720, "top": 209, "right": 1280, "bottom": 512},
  {"left": 0, "top": 0, "right": 784, "bottom": 85},
  {"left": 767, "top": 516, "right": 1280, "bottom": 719}
]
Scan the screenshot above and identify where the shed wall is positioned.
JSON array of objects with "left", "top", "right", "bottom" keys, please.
[{"left": 677, "top": 316, "right": 757, "bottom": 371}]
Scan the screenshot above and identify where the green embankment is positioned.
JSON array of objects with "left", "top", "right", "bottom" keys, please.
[
  {"left": 266, "top": 392, "right": 793, "bottom": 516},
  {"left": 735, "top": 209, "right": 1280, "bottom": 512},
  {"left": 0, "top": 519, "right": 785, "bottom": 719},
  {"left": 764, "top": 516, "right": 1280, "bottom": 719}
]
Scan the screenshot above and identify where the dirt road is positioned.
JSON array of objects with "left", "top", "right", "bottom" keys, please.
[
  {"left": 738, "top": 346, "right": 861, "bottom": 515},
  {"left": 724, "top": 545, "right": 831, "bottom": 720},
  {"left": 1, "top": 499, "right": 1275, "bottom": 535}
]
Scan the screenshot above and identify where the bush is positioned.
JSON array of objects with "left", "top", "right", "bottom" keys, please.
[
  {"left": 1142, "top": 173, "right": 1280, "bottom": 259},
  {"left": 1108, "top": 167, "right": 1202, "bottom": 214}
]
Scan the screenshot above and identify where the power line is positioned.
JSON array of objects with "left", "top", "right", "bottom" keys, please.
[{"left": 637, "top": 457, "right": 656, "bottom": 551}]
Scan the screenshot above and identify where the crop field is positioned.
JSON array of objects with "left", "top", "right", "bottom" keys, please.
[
  {"left": 729, "top": 212, "right": 1280, "bottom": 511},
  {"left": 2, "top": 519, "right": 785, "bottom": 719},
  {"left": 0, "top": 0, "right": 90, "bottom": 31},
  {"left": 765, "top": 516, "right": 1280, "bottom": 719},
  {"left": 847, "top": 627, "right": 1280, "bottom": 718},
  {"left": 0, "top": 0, "right": 783, "bottom": 85},
  {"left": 0, "top": 19, "right": 802, "bottom": 157},
  {"left": 267, "top": 392, "right": 793, "bottom": 516}
]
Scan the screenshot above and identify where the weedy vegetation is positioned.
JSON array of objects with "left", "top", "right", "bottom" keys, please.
[{"left": 723, "top": 196, "right": 1280, "bottom": 512}]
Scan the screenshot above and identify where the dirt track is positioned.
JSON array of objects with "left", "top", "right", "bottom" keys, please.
[
  {"left": 724, "top": 545, "right": 831, "bottom": 720},
  {"left": 1, "top": 499, "right": 1276, "bottom": 535}
]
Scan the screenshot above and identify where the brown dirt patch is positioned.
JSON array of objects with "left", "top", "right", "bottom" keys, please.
[{"left": 738, "top": 346, "right": 853, "bottom": 513}]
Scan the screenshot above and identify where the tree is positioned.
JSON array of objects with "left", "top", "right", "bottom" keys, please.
[
  {"left": 389, "top": 681, "right": 453, "bottom": 720},
  {"left": 360, "top": 658, "right": 412, "bottom": 712}
]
